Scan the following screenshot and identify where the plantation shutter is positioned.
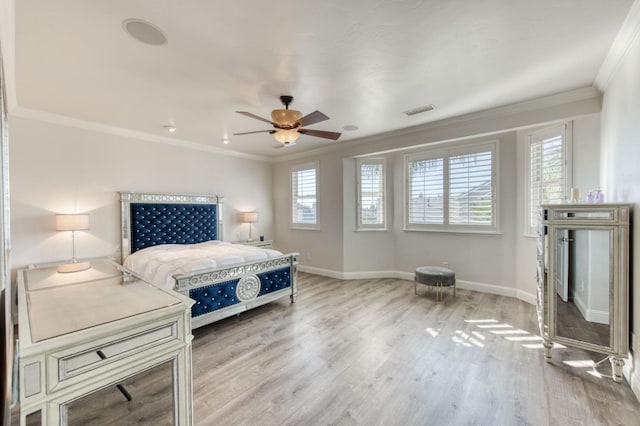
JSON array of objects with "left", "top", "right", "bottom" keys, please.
[
  {"left": 291, "top": 164, "right": 318, "bottom": 225},
  {"left": 407, "top": 157, "right": 444, "bottom": 225},
  {"left": 358, "top": 160, "right": 385, "bottom": 227},
  {"left": 529, "top": 130, "right": 567, "bottom": 233},
  {"left": 449, "top": 150, "right": 493, "bottom": 225}
]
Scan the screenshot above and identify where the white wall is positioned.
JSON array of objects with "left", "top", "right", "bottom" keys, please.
[
  {"left": 9, "top": 116, "right": 274, "bottom": 271},
  {"left": 342, "top": 156, "right": 396, "bottom": 276},
  {"left": 599, "top": 19, "right": 640, "bottom": 397},
  {"left": 273, "top": 149, "right": 345, "bottom": 274},
  {"left": 274, "top": 92, "right": 601, "bottom": 301}
]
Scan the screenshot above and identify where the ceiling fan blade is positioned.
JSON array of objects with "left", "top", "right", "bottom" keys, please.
[
  {"left": 232, "top": 130, "right": 275, "bottom": 136},
  {"left": 299, "top": 128, "right": 341, "bottom": 140},
  {"left": 297, "top": 110, "right": 329, "bottom": 127},
  {"left": 236, "top": 111, "right": 275, "bottom": 125}
]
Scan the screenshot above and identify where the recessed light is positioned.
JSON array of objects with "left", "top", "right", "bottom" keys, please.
[
  {"left": 222, "top": 138, "right": 230, "bottom": 145},
  {"left": 163, "top": 125, "right": 176, "bottom": 133},
  {"left": 123, "top": 19, "right": 168, "bottom": 46},
  {"left": 404, "top": 104, "right": 436, "bottom": 116},
  {"left": 343, "top": 124, "right": 359, "bottom": 131}
]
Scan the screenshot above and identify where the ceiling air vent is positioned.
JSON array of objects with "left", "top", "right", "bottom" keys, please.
[{"left": 404, "top": 104, "right": 436, "bottom": 116}]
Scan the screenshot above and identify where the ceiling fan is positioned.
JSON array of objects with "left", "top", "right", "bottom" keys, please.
[{"left": 234, "top": 96, "right": 341, "bottom": 146}]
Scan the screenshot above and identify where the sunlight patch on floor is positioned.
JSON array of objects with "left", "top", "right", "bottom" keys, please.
[
  {"left": 425, "top": 319, "right": 556, "bottom": 351},
  {"left": 505, "top": 335, "right": 543, "bottom": 342},
  {"left": 425, "top": 327, "right": 439, "bottom": 337},
  {"left": 563, "top": 356, "right": 611, "bottom": 380},
  {"left": 453, "top": 330, "right": 484, "bottom": 348}
]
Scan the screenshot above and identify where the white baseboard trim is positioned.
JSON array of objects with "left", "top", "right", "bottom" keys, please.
[
  {"left": 573, "top": 293, "right": 610, "bottom": 325},
  {"left": 297, "top": 265, "right": 346, "bottom": 280},
  {"left": 297, "top": 265, "right": 537, "bottom": 305},
  {"left": 516, "top": 289, "right": 537, "bottom": 306}
]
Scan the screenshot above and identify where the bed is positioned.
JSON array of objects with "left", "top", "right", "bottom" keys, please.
[{"left": 120, "top": 192, "right": 298, "bottom": 329}]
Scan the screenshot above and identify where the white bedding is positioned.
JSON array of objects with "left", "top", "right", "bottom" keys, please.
[{"left": 123, "top": 241, "right": 283, "bottom": 288}]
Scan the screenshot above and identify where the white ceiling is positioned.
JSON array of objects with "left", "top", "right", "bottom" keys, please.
[{"left": 13, "top": 0, "right": 633, "bottom": 158}]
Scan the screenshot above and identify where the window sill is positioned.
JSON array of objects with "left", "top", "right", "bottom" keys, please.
[
  {"left": 290, "top": 226, "right": 321, "bottom": 231},
  {"left": 403, "top": 228, "right": 502, "bottom": 236},
  {"left": 355, "top": 228, "right": 388, "bottom": 232}
]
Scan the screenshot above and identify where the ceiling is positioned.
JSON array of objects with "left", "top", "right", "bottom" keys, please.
[{"left": 13, "top": 0, "right": 633, "bottom": 159}]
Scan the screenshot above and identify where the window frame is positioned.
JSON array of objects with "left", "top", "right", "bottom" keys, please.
[
  {"left": 404, "top": 140, "right": 499, "bottom": 233},
  {"left": 524, "top": 122, "right": 573, "bottom": 237},
  {"left": 356, "top": 157, "right": 387, "bottom": 231},
  {"left": 290, "top": 161, "right": 320, "bottom": 230}
]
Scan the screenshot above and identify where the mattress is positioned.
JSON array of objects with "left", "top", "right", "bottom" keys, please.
[{"left": 123, "top": 241, "right": 283, "bottom": 288}]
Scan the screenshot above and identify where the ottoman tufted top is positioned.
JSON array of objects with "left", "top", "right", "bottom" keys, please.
[{"left": 415, "top": 266, "right": 456, "bottom": 286}]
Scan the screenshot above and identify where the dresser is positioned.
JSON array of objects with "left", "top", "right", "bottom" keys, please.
[{"left": 16, "top": 258, "right": 194, "bottom": 425}]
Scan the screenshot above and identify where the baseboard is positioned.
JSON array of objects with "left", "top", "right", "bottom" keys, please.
[
  {"left": 516, "top": 289, "right": 537, "bottom": 305},
  {"left": 298, "top": 265, "right": 536, "bottom": 305},
  {"left": 572, "top": 293, "right": 610, "bottom": 325},
  {"left": 297, "top": 265, "right": 346, "bottom": 280}
]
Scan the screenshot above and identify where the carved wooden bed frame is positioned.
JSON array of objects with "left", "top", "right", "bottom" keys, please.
[{"left": 120, "top": 192, "right": 298, "bottom": 329}]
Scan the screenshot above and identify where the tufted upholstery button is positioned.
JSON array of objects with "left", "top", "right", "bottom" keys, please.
[{"left": 130, "top": 203, "right": 218, "bottom": 253}]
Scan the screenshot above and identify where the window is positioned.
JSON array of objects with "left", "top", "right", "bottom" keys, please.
[
  {"left": 291, "top": 161, "right": 319, "bottom": 229},
  {"left": 405, "top": 142, "right": 497, "bottom": 232},
  {"left": 357, "top": 158, "right": 386, "bottom": 229},
  {"left": 526, "top": 123, "right": 572, "bottom": 235}
]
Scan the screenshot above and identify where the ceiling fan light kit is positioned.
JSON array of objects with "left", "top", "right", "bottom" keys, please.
[
  {"left": 234, "top": 95, "right": 341, "bottom": 146},
  {"left": 274, "top": 129, "right": 300, "bottom": 144},
  {"left": 271, "top": 109, "right": 302, "bottom": 126}
]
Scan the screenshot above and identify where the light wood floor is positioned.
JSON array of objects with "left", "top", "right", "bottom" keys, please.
[{"left": 13, "top": 273, "right": 640, "bottom": 425}]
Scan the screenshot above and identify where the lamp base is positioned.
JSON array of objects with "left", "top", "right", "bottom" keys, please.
[{"left": 57, "top": 261, "right": 91, "bottom": 273}]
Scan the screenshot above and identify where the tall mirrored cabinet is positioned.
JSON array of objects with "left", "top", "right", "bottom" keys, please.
[{"left": 537, "top": 203, "right": 631, "bottom": 382}]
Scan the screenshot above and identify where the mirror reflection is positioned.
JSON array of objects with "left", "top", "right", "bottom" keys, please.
[
  {"left": 65, "top": 360, "right": 175, "bottom": 425},
  {"left": 554, "top": 228, "right": 611, "bottom": 348}
]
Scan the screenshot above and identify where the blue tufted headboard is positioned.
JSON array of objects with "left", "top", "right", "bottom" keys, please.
[{"left": 120, "top": 192, "right": 223, "bottom": 258}]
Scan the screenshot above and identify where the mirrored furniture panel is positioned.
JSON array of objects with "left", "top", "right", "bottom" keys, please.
[
  {"left": 537, "top": 204, "right": 630, "bottom": 382},
  {"left": 17, "top": 258, "right": 194, "bottom": 425}
]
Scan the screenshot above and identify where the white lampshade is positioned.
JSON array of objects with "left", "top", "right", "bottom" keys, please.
[
  {"left": 241, "top": 212, "right": 258, "bottom": 223},
  {"left": 273, "top": 130, "right": 300, "bottom": 144},
  {"left": 56, "top": 214, "right": 90, "bottom": 231}
]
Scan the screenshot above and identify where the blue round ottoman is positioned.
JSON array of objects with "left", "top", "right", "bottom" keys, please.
[{"left": 414, "top": 266, "right": 456, "bottom": 301}]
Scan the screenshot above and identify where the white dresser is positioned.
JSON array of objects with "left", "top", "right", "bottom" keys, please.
[{"left": 16, "top": 258, "right": 194, "bottom": 425}]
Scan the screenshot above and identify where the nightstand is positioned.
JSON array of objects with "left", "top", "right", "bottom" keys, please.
[
  {"left": 16, "top": 258, "right": 194, "bottom": 425},
  {"left": 241, "top": 239, "right": 273, "bottom": 248}
]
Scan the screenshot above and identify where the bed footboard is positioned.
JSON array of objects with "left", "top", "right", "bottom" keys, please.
[{"left": 173, "top": 253, "right": 298, "bottom": 329}]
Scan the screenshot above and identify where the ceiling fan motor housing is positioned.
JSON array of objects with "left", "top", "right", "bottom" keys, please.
[{"left": 280, "top": 95, "right": 294, "bottom": 106}]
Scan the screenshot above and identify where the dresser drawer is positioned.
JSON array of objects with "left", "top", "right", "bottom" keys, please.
[
  {"left": 46, "top": 318, "right": 182, "bottom": 394},
  {"left": 60, "top": 322, "right": 177, "bottom": 379}
]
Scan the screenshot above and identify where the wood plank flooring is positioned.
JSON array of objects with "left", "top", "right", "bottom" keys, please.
[
  {"left": 190, "top": 273, "right": 640, "bottom": 425},
  {"left": 12, "top": 272, "right": 640, "bottom": 425}
]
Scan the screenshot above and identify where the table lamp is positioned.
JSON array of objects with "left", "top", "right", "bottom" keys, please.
[
  {"left": 56, "top": 214, "right": 91, "bottom": 273},
  {"left": 241, "top": 211, "right": 258, "bottom": 242}
]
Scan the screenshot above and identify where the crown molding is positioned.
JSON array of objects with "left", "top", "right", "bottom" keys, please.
[
  {"left": 10, "top": 107, "right": 270, "bottom": 162},
  {"left": 595, "top": 0, "right": 640, "bottom": 91}
]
